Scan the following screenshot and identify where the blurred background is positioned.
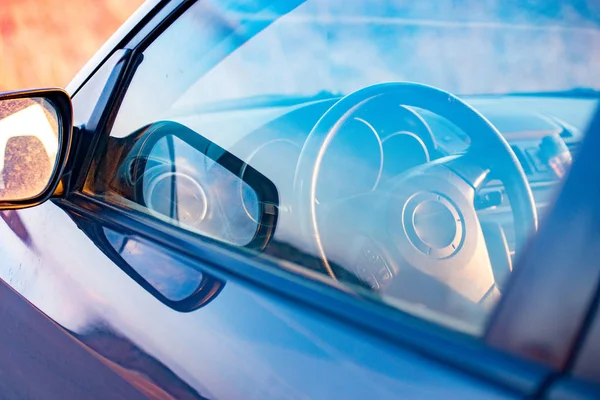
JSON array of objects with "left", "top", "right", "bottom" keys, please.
[
  {"left": 0, "top": 0, "right": 144, "bottom": 91},
  {"left": 1, "top": 0, "right": 598, "bottom": 95}
]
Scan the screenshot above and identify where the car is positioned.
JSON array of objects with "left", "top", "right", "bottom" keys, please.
[{"left": 1, "top": 0, "right": 599, "bottom": 398}]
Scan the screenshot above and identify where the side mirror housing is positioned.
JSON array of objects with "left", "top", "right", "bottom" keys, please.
[{"left": 0, "top": 89, "right": 72, "bottom": 210}]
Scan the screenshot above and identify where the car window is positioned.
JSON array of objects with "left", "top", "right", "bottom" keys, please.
[{"left": 85, "top": 0, "right": 598, "bottom": 334}]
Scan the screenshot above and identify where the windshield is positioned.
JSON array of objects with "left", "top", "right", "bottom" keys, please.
[{"left": 175, "top": 0, "right": 600, "bottom": 108}]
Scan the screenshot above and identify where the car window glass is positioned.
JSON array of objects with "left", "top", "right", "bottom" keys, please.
[{"left": 86, "top": 0, "right": 599, "bottom": 334}]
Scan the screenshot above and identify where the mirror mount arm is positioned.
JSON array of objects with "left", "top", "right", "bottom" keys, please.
[{"left": 51, "top": 124, "right": 87, "bottom": 199}]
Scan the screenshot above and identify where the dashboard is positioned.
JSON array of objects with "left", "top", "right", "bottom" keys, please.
[{"left": 169, "top": 94, "right": 597, "bottom": 255}]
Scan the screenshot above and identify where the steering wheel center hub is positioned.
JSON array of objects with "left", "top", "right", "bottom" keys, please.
[
  {"left": 413, "top": 200, "right": 456, "bottom": 248},
  {"left": 403, "top": 192, "right": 464, "bottom": 259}
]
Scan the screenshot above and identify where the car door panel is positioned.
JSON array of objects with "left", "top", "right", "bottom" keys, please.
[
  {"left": 0, "top": 268, "right": 149, "bottom": 399},
  {"left": 0, "top": 198, "right": 520, "bottom": 399}
]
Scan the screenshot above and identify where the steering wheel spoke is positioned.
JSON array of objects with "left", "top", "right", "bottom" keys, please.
[
  {"left": 315, "top": 192, "right": 403, "bottom": 288},
  {"left": 436, "top": 150, "right": 491, "bottom": 193}
]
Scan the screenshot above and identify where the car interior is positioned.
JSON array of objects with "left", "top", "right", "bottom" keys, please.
[{"left": 84, "top": 0, "right": 598, "bottom": 333}]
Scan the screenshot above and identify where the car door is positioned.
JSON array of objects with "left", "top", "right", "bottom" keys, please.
[{"left": 0, "top": 0, "right": 598, "bottom": 399}]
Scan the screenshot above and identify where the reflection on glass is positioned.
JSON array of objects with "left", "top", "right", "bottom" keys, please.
[
  {"left": 0, "top": 98, "right": 59, "bottom": 201},
  {"left": 104, "top": 228, "right": 204, "bottom": 302},
  {"left": 141, "top": 135, "right": 260, "bottom": 246},
  {"left": 93, "top": 0, "right": 599, "bottom": 336}
]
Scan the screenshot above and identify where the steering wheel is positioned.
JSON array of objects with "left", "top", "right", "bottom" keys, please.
[{"left": 293, "top": 82, "right": 537, "bottom": 313}]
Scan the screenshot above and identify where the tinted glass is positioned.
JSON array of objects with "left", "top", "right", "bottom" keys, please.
[{"left": 88, "top": 0, "right": 599, "bottom": 334}]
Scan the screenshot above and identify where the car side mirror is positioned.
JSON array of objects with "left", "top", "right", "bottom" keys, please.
[
  {"left": 0, "top": 89, "right": 72, "bottom": 209},
  {"left": 107, "top": 121, "right": 279, "bottom": 251}
]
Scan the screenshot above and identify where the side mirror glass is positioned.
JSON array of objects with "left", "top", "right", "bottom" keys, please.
[
  {"left": 108, "top": 121, "right": 279, "bottom": 251},
  {"left": 0, "top": 89, "right": 72, "bottom": 209}
]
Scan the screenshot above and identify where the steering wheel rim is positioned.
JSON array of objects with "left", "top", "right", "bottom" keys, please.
[{"left": 293, "top": 82, "right": 538, "bottom": 286}]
